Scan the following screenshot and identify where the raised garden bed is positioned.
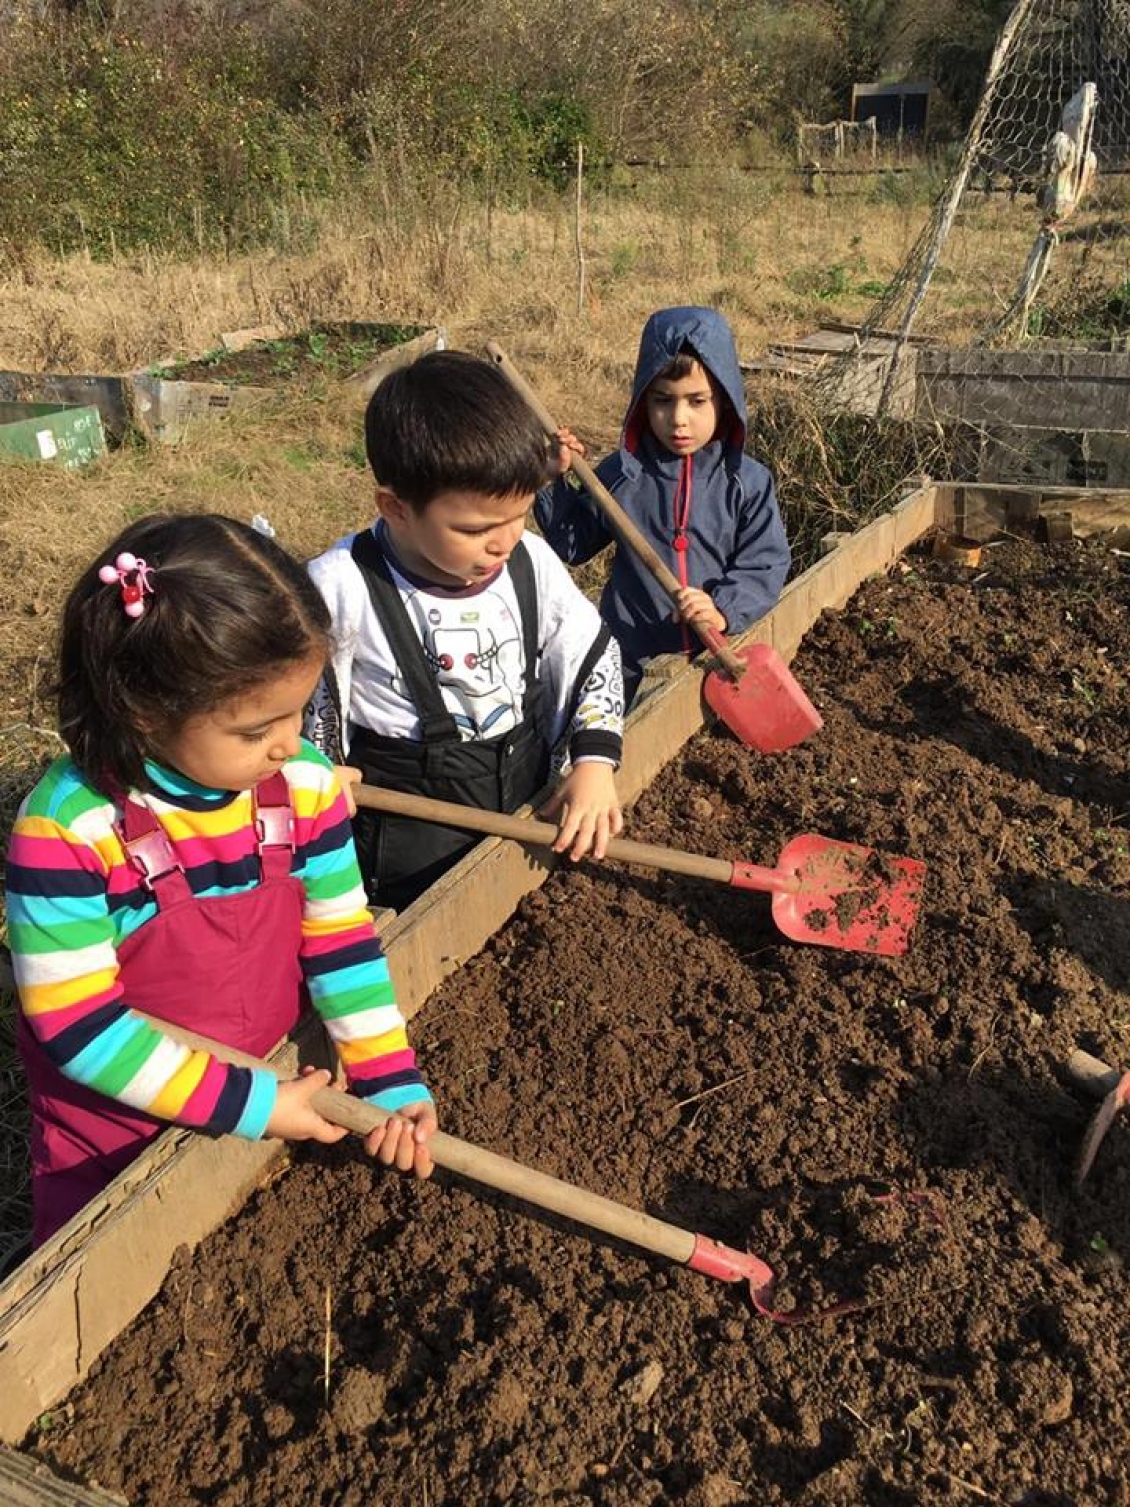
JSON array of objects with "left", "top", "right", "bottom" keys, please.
[
  {"left": 745, "top": 323, "right": 1130, "bottom": 488},
  {"left": 5, "top": 486, "right": 1129, "bottom": 1504},
  {"left": 0, "top": 322, "right": 444, "bottom": 446},
  {"left": 150, "top": 322, "right": 429, "bottom": 386}
]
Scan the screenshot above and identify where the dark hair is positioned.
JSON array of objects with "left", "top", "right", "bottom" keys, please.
[
  {"left": 652, "top": 350, "right": 704, "bottom": 383},
  {"left": 58, "top": 513, "right": 331, "bottom": 790},
  {"left": 364, "top": 350, "right": 553, "bottom": 508}
]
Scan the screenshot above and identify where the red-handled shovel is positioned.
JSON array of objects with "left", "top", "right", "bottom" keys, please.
[
  {"left": 144, "top": 1017, "right": 917, "bottom": 1324},
  {"left": 142, "top": 1015, "right": 789, "bottom": 1317},
  {"left": 355, "top": 784, "right": 926, "bottom": 956},
  {"left": 1068, "top": 1048, "right": 1130, "bottom": 1185},
  {"left": 485, "top": 341, "right": 823, "bottom": 754}
]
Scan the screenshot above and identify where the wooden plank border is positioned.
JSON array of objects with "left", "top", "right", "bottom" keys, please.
[
  {"left": 0, "top": 479, "right": 943, "bottom": 1445},
  {"left": 933, "top": 481, "right": 1130, "bottom": 541},
  {"left": 0, "top": 1444, "right": 128, "bottom": 1505}
]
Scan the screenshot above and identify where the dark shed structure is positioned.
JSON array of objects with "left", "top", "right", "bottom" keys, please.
[{"left": 851, "top": 80, "right": 932, "bottom": 138}]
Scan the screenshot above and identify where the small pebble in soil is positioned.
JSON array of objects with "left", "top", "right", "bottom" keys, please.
[
  {"left": 1042, "top": 1373, "right": 1075, "bottom": 1427},
  {"left": 698, "top": 1474, "right": 747, "bottom": 1506},
  {"left": 623, "top": 1359, "right": 664, "bottom": 1406},
  {"left": 261, "top": 1403, "right": 294, "bottom": 1441},
  {"left": 1011, "top": 1357, "right": 1075, "bottom": 1427}
]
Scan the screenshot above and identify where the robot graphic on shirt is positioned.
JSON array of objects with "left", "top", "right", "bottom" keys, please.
[{"left": 399, "top": 584, "right": 525, "bottom": 739}]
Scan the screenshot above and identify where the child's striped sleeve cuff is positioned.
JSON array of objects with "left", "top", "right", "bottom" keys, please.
[
  {"left": 232, "top": 1070, "right": 279, "bottom": 1139},
  {"left": 366, "top": 1080, "right": 434, "bottom": 1115}
]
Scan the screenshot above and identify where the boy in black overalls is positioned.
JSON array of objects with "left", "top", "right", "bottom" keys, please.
[{"left": 306, "top": 351, "right": 624, "bottom": 911}]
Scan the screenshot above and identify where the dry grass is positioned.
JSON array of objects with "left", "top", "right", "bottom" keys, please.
[
  {"left": 0, "top": 165, "right": 948, "bottom": 780},
  {"left": 0, "top": 162, "right": 1104, "bottom": 1249},
  {"left": 0, "top": 164, "right": 935, "bottom": 425}
]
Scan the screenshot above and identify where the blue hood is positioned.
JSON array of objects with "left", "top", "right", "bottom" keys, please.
[
  {"left": 533, "top": 303, "right": 789, "bottom": 694},
  {"left": 621, "top": 306, "right": 747, "bottom": 458}
]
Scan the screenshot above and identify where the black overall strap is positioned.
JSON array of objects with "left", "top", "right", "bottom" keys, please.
[
  {"left": 563, "top": 621, "right": 614, "bottom": 729},
  {"left": 350, "top": 529, "right": 461, "bottom": 744},
  {"left": 350, "top": 529, "right": 542, "bottom": 736},
  {"left": 505, "top": 538, "right": 540, "bottom": 720}
]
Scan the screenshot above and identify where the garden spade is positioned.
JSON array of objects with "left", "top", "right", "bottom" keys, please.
[
  {"left": 354, "top": 784, "right": 926, "bottom": 956},
  {"left": 485, "top": 341, "right": 823, "bottom": 754},
  {"left": 141, "top": 1016, "right": 824, "bottom": 1324},
  {"left": 1067, "top": 1048, "right": 1130, "bottom": 1185}
]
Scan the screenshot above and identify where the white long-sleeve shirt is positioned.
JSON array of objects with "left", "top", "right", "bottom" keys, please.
[{"left": 306, "top": 526, "right": 623, "bottom": 765}]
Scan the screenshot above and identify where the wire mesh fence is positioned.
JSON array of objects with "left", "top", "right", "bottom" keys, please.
[{"left": 817, "top": 0, "right": 1130, "bottom": 430}]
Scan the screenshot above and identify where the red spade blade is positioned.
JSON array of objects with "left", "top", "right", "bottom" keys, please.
[
  {"left": 703, "top": 643, "right": 823, "bottom": 754},
  {"left": 1076, "top": 1071, "right": 1130, "bottom": 1184},
  {"left": 770, "top": 834, "right": 926, "bottom": 956}
]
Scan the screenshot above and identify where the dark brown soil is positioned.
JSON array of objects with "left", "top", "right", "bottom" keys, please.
[
  {"left": 156, "top": 323, "right": 425, "bottom": 385},
  {"left": 29, "top": 536, "right": 1130, "bottom": 1506}
]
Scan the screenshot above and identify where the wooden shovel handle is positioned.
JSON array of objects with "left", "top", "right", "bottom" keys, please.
[
  {"left": 137, "top": 1013, "right": 696, "bottom": 1266},
  {"left": 353, "top": 781, "right": 736, "bottom": 885},
  {"left": 1066, "top": 1048, "right": 1125, "bottom": 1100},
  {"left": 484, "top": 341, "right": 745, "bottom": 679}
]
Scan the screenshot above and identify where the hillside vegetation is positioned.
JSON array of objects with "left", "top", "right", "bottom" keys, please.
[{"left": 0, "top": 0, "right": 1011, "bottom": 258}]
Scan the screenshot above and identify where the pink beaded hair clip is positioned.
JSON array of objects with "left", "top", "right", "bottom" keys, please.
[{"left": 98, "top": 551, "right": 155, "bottom": 619}]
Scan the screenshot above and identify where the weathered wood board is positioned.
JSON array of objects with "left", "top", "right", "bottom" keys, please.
[
  {"left": 938, "top": 481, "right": 1130, "bottom": 540},
  {"left": 745, "top": 326, "right": 1130, "bottom": 481},
  {"left": 916, "top": 346, "right": 1130, "bottom": 433},
  {"left": 0, "top": 1445, "right": 127, "bottom": 1505}
]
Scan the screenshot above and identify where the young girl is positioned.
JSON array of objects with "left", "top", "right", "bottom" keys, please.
[{"left": 6, "top": 513, "right": 436, "bottom": 1248}]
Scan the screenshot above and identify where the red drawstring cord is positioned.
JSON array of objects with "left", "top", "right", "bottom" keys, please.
[{"left": 672, "top": 455, "right": 693, "bottom": 656}]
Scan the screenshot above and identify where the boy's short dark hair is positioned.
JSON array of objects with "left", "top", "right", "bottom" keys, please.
[
  {"left": 364, "top": 350, "right": 553, "bottom": 508},
  {"left": 652, "top": 349, "right": 703, "bottom": 384}
]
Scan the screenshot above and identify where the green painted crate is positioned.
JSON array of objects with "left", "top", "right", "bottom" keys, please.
[{"left": 0, "top": 402, "right": 106, "bottom": 470}]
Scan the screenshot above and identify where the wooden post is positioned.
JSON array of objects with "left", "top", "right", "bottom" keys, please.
[
  {"left": 876, "top": 0, "right": 1038, "bottom": 415},
  {"left": 0, "top": 1443, "right": 130, "bottom": 1503},
  {"left": 574, "top": 140, "right": 586, "bottom": 317}
]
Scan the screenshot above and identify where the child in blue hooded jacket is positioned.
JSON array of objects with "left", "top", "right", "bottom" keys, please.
[{"left": 535, "top": 306, "right": 791, "bottom": 704}]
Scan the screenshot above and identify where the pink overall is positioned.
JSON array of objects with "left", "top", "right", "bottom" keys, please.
[{"left": 19, "top": 772, "right": 306, "bottom": 1247}]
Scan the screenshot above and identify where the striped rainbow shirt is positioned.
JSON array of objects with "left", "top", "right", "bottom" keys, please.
[{"left": 5, "top": 741, "right": 430, "bottom": 1140}]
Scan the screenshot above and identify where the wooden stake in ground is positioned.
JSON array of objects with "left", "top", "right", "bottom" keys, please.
[
  {"left": 574, "top": 140, "right": 586, "bottom": 316},
  {"left": 323, "top": 1283, "right": 332, "bottom": 1409}
]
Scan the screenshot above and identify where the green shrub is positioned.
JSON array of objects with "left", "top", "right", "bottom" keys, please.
[
  {"left": 0, "top": 20, "right": 348, "bottom": 255},
  {"left": 0, "top": 0, "right": 948, "bottom": 260}
]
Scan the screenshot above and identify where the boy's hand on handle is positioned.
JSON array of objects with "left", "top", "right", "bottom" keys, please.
[
  {"left": 539, "top": 761, "right": 623, "bottom": 862},
  {"left": 267, "top": 1066, "right": 351, "bottom": 1145},
  {"left": 334, "top": 764, "right": 362, "bottom": 817},
  {"left": 364, "top": 1100, "right": 437, "bottom": 1179},
  {"left": 674, "top": 587, "right": 727, "bottom": 637},
  {"left": 553, "top": 427, "right": 586, "bottom": 475}
]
